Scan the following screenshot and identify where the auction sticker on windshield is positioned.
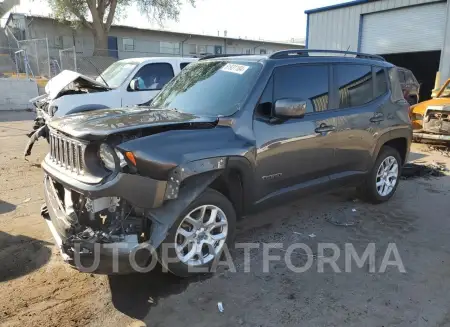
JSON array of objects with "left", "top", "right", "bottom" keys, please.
[{"left": 221, "top": 63, "right": 249, "bottom": 75}]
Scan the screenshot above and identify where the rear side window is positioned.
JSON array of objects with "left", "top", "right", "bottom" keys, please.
[
  {"left": 374, "top": 67, "right": 388, "bottom": 99},
  {"left": 132, "top": 63, "right": 175, "bottom": 91},
  {"left": 405, "top": 71, "right": 416, "bottom": 84},
  {"left": 397, "top": 70, "right": 406, "bottom": 83},
  {"left": 274, "top": 65, "right": 329, "bottom": 113},
  {"left": 335, "top": 64, "right": 373, "bottom": 109},
  {"left": 389, "top": 68, "right": 405, "bottom": 102}
]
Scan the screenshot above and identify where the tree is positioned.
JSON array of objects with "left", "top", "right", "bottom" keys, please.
[{"left": 50, "top": 0, "right": 195, "bottom": 56}]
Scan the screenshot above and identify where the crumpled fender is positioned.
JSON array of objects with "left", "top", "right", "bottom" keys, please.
[{"left": 146, "top": 170, "right": 222, "bottom": 249}]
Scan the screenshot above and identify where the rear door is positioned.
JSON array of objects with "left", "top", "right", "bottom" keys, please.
[
  {"left": 253, "top": 63, "right": 336, "bottom": 201},
  {"left": 332, "top": 64, "right": 390, "bottom": 176},
  {"left": 121, "top": 62, "right": 175, "bottom": 107}
]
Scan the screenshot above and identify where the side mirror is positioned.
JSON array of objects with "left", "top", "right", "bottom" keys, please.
[
  {"left": 273, "top": 99, "right": 307, "bottom": 119},
  {"left": 129, "top": 79, "right": 140, "bottom": 91}
]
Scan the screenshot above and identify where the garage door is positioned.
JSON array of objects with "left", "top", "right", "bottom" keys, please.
[{"left": 361, "top": 2, "right": 446, "bottom": 54}]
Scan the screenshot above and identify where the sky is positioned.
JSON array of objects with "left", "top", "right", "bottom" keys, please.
[{"left": 6, "top": 0, "right": 352, "bottom": 42}]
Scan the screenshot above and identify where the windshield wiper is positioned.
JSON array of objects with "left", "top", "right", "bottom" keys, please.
[{"left": 85, "top": 58, "right": 110, "bottom": 88}]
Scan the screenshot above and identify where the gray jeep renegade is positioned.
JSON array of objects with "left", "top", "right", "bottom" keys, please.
[{"left": 41, "top": 50, "right": 412, "bottom": 276}]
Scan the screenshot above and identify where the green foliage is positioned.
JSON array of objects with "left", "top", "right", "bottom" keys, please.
[{"left": 48, "top": 0, "right": 195, "bottom": 53}]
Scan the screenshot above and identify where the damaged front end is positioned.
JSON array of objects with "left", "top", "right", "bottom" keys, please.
[
  {"left": 41, "top": 116, "right": 226, "bottom": 274},
  {"left": 25, "top": 71, "right": 110, "bottom": 158},
  {"left": 43, "top": 175, "right": 151, "bottom": 273},
  {"left": 413, "top": 105, "right": 450, "bottom": 142}
]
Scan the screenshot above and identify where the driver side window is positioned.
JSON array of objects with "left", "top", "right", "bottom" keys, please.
[{"left": 131, "top": 63, "right": 174, "bottom": 91}]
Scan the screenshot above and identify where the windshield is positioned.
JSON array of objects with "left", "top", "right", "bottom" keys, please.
[
  {"left": 96, "top": 61, "right": 140, "bottom": 88},
  {"left": 150, "top": 60, "right": 262, "bottom": 116}
]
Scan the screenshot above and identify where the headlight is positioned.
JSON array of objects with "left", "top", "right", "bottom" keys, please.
[
  {"left": 411, "top": 113, "right": 424, "bottom": 121},
  {"left": 99, "top": 143, "right": 116, "bottom": 170}
]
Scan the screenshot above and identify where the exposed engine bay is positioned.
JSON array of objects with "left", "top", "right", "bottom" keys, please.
[
  {"left": 423, "top": 109, "right": 450, "bottom": 135},
  {"left": 50, "top": 177, "right": 149, "bottom": 251}
]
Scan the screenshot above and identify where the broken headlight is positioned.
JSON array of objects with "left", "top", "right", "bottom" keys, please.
[
  {"left": 99, "top": 143, "right": 116, "bottom": 170},
  {"left": 99, "top": 143, "right": 127, "bottom": 171}
]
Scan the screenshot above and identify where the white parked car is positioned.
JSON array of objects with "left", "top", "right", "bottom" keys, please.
[{"left": 25, "top": 56, "right": 198, "bottom": 156}]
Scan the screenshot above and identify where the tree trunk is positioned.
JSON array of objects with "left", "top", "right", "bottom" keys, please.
[{"left": 92, "top": 29, "right": 109, "bottom": 57}]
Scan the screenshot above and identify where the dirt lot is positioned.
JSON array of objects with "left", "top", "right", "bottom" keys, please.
[{"left": 1, "top": 111, "right": 450, "bottom": 327}]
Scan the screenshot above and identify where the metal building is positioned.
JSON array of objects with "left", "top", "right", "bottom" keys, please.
[{"left": 305, "top": 0, "right": 450, "bottom": 100}]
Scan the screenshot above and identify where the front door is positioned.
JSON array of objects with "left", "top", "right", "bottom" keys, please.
[
  {"left": 253, "top": 64, "right": 336, "bottom": 203},
  {"left": 121, "top": 62, "right": 175, "bottom": 107}
]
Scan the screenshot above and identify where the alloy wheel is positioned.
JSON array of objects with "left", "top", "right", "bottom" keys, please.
[
  {"left": 174, "top": 205, "right": 228, "bottom": 266},
  {"left": 376, "top": 156, "right": 399, "bottom": 197}
]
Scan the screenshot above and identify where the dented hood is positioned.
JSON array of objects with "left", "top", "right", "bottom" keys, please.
[
  {"left": 45, "top": 70, "right": 109, "bottom": 99},
  {"left": 49, "top": 107, "right": 218, "bottom": 140}
]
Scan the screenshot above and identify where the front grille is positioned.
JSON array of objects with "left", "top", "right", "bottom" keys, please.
[{"left": 49, "top": 130, "right": 87, "bottom": 175}]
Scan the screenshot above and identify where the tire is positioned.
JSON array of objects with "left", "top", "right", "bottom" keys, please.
[
  {"left": 158, "top": 188, "right": 236, "bottom": 277},
  {"left": 358, "top": 145, "right": 402, "bottom": 204}
]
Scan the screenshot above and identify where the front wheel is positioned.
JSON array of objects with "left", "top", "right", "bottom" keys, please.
[
  {"left": 158, "top": 188, "right": 236, "bottom": 277},
  {"left": 358, "top": 146, "right": 402, "bottom": 204}
]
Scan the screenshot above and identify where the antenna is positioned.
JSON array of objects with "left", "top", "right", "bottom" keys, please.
[{"left": 343, "top": 45, "right": 351, "bottom": 57}]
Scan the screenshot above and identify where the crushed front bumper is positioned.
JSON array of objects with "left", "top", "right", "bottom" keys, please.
[
  {"left": 42, "top": 171, "right": 162, "bottom": 274},
  {"left": 42, "top": 159, "right": 167, "bottom": 209}
]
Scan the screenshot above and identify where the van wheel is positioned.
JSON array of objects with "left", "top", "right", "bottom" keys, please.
[
  {"left": 158, "top": 188, "right": 236, "bottom": 277},
  {"left": 358, "top": 146, "right": 402, "bottom": 204}
]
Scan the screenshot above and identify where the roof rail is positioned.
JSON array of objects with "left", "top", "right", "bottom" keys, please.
[
  {"left": 269, "top": 49, "right": 385, "bottom": 61},
  {"left": 199, "top": 54, "right": 250, "bottom": 60}
]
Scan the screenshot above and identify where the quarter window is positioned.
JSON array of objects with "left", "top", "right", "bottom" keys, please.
[
  {"left": 374, "top": 67, "right": 388, "bottom": 99},
  {"left": 274, "top": 64, "right": 329, "bottom": 113},
  {"left": 131, "top": 63, "right": 174, "bottom": 91},
  {"left": 180, "top": 62, "right": 191, "bottom": 70},
  {"left": 335, "top": 64, "right": 373, "bottom": 109}
]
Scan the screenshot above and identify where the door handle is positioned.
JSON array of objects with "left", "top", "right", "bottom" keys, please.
[
  {"left": 315, "top": 123, "right": 336, "bottom": 133},
  {"left": 370, "top": 113, "right": 384, "bottom": 123}
]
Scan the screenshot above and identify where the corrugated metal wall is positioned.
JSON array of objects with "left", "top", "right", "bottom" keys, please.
[{"left": 307, "top": 0, "right": 444, "bottom": 51}]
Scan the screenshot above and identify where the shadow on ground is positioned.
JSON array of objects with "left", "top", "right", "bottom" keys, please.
[
  {"left": 408, "top": 151, "right": 427, "bottom": 162},
  {"left": 108, "top": 264, "right": 212, "bottom": 320},
  {"left": 0, "top": 200, "right": 16, "bottom": 214},
  {"left": 0, "top": 231, "right": 52, "bottom": 282}
]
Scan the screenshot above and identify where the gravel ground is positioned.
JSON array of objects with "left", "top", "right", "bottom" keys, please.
[{"left": 1, "top": 111, "right": 450, "bottom": 327}]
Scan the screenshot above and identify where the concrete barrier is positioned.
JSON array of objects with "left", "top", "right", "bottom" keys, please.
[{"left": 0, "top": 78, "right": 39, "bottom": 110}]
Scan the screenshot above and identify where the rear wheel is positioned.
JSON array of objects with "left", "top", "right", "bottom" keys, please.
[
  {"left": 358, "top": 146, "right": 402, "bottom": 204},
  {"left": 158, "top": 188, "right": 236, "bottom": 277}
]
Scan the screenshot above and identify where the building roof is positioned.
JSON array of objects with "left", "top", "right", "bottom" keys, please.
[
  {"left": 305, "top": 0, "right": 376, "bottom": 14},
  {"left": 6, "top": 13, "right": 304, "bottom": 47}
]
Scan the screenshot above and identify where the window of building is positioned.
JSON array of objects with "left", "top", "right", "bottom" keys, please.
[
  {"left": 274, "top": 64, "right": 329, "bottom": 113},
  {"left": 244, "top": 48, "right": 252, "bottom": 55},
  {"left": 374, "top": 67, "right": 388, "bottom": 99},
  {"left": 123, "top": 38, "right": 135, "bottom": 51},
  {"left": 131, "top": 63, "right": 174, "bottom": 91},
  {"left": 197, "top": 45, "right": 207, "bottom": 54},
  {"left": 186, "top": 44, "right": 197, "bottom": 55},
  {"left": 160, "top": 41, "right": 180, "bottom": 55},
  {"left": 260, "top": 49, "right": 267, "bottom": 54},
  {"left": 54, "top": 36, "right": 63, "bottom": 49},
  {"left": 335, "top": 64, "right": 373, "bottom": 109}
]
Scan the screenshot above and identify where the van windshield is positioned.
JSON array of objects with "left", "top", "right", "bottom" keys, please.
[
  {"left": 149, "top": 60, "right": 262, "bottom": 116},
  {"left": 96, "top": 61, "right": 140, "bottom": 88}
]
